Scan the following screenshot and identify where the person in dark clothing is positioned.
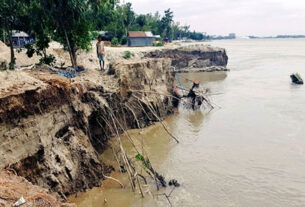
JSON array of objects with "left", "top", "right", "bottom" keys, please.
[
  {"left": 187, "top": 80, "right": 202, "bottom": 110},
  {"left": 187, "top": 80, "right": 200, "bottom": 98}
]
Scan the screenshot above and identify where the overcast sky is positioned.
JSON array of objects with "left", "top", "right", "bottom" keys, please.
[{"left": 127, "top": 0, "right": 305, "bottom": 36}]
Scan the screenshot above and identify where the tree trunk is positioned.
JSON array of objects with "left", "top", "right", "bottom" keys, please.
[
  {"left": 43, "top": 48, "right": 47, "bottom": 59},
  {"left": 71, "top": 48, "right": 77, "bottom": 67},
  {"left": 2, "top": 30, "right": 6, "bottom": 43},
  {"left": 8, "top": 30, "right": 15, "bottom": 69},
  {"left": 63, "top": 28, "right": 76, "bottom": 68}
]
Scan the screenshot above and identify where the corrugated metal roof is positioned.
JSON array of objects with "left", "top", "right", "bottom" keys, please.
[
  {"left": 129, "top": 31, "right": 147, "bottom": 38},
  {"left": 128, "top": 31, "right": 160, "bottom": 39},
  {"left": 12, "top": 31, "right": 29, "bottom": 37},
  {"left": 145, "top": 31, "right": 154, "bottom": 37}
]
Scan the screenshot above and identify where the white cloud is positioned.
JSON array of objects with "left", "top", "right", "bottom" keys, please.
[{"left": 127, "top": 0, "right": 305, "bottom": 36}]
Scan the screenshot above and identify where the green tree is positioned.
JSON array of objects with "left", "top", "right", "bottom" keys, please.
[
  {"left": 147, "top": 12, "right": 162, "bottom": 35},
  {"left": 161, "top": 9, "right": 174, "bottom": 41},
  {"left": 172, "top": 22, "right": 181, "bottom": 40},
  {"left": 123, "top": 3, "right": 135, "bottom": 35},
  {"left": 136, "top": 15, "right": 147, "bottom": 29},
  {"left": 0, "top": 0, "right": 28, "bottom": 68},
  {"left": 39, "top": 0, "right": 99, "bottom": 68},
  {"left": 24, "top": 0, "right": 53, "bottom": 63},
  {"left": 94, "top": 0, "right": 117, "bottom": 31},
  {"left": 100, "top": 3, "right": 126, "bottom": 41},
  {"left": 182, "top": 25, "right": 190, "bottom": 38}
]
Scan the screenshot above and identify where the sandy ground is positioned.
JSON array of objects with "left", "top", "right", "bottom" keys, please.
[
  {"left": 0, "top": 40, "right": 180, "bottom": 70},
  {"left": 0, "top": 64, "right": 120, "bottom": 100}
]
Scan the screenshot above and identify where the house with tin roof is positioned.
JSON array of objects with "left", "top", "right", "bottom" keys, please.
[
  {"left": 12, "top": 31, "right": 35, "bottom": 47},
  {"left": 128, "top": 31, "right": 159, "bottom": 47}
]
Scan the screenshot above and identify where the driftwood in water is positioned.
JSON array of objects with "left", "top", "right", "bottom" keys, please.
[
  {"left": 103, "top": 174, "right": 124, "bottom": 188},
  {"left": 291, "top": 73, "right": 304, "bottom": 85},
  {"left": 156, "top": 187, "right": 176, "bottom": 207}
]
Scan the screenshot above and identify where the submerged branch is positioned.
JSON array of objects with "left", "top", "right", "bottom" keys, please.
[
  {"left": 132, "top": 94, "right": 180, "bottom": 144},
  {"left": 103, "top": 174, "right": 125, "bottom": 188}
]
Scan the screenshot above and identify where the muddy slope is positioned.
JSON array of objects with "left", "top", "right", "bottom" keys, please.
[
  {"left": 145, "top": 45, "right": 228, "bottom": 70},
  {"left": 0, "top": 58, "right": 174, "bottom": 198}
]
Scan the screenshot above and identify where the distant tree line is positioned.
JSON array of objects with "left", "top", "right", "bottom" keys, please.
[
  {"left": 249, "top": 35, "right": 305, "bottom": 39},
  {"left": 99, "top": 3, "right": 209, "bottom": 43},
  {"left": 0, "top": 0, "right": 207, "bottom": 69}
]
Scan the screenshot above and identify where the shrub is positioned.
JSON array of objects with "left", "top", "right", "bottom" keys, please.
[
  {"left": 123, "top": 51, "right": 133, "bottom": 59},
  {"left": 39, "top": 54, "right": 56, "bottom": 66},
  {"left": 90, "top": 31, "right": 99, "bottom": 40},
  {"left": 25, "top": 44, "right": 35, "bottom": 58},
  {"left": 0, "top": 60, "right": 8, "bottom": 71},
  {"left": 120, "top": 36, "right": 128, "bottom": 45},
  {"left": 9, "top": 57, "right": 16, "bottom": 70},
  {"left": 111, "top": 37, "right": 119, "bottom": 46},
  {"left": 25, "top": 41, "right": 56, "bottom": 66},
  {"left": 152, "top": 41, "right": 164, "bottom": 47}
]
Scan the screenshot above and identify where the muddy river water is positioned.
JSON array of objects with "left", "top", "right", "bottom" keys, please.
[{"left": 70, "top": 39, "right": 305, "bottom": 207}]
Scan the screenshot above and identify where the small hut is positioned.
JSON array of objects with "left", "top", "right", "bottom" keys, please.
[
  {"left": 12, "top": 31, "right": 34, "bottom": 47},
  {"left": 128, "top": 31, "right": 158, "bottom": 47}
]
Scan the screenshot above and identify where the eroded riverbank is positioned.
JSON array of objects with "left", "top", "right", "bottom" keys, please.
[
  {"left": 0, "top": 43, "right": 228, "bottom": 206},
  {"left": 0, "top": 58, "right": 176, "bottom": 205},
  {"left": 72, "top": 39, "right": 305, "bottom": 207},
  {"left": 69, "top": 72, "right": 228, "bottom": 207}
]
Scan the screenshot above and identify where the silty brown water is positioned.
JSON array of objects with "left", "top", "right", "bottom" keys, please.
[{"left": 70, "top": 39, "right": 305, "bottom": 207}]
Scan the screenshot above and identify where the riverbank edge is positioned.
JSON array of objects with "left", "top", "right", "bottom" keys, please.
[{"left": 0, "top": 45, "right": 228, "bottom": 206}]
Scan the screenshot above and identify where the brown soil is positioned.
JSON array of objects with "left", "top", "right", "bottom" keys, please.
[
  {"left": 145, "top": 44, "right": 228, "bottom": 70},
  {"left": 0, "top": 171, "right": 75, "bottom": 207},
  {"left": 0, "top": 58, "right": 174, "bottom": 204},
  {"left": 0, "top": 42, "right": 228, "bottom": 205}
]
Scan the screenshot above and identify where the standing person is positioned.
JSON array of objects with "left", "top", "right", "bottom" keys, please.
[{"left": 96, "top": 35, "right": 105, "bottom": 71}]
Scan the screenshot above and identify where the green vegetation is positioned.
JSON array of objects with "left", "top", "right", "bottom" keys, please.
[
  {"left": 123, "top": 51, "right": 133, "bottom": 59},
  {"left": 120, "top": 36, "right": 128, "bottom": 45},
  {"left": 0, "top": 60, "right": 8, "bottom": 71},
  {"left": 99, "top": 4, "right": 208, "bottom": 43},
  {"left": 39, "top": 54, "right": 56, "bottom": 66},
  {"left": 0, "top": 0, "right": 28, "bottom": 68},
  {"left": 152, "top": 41, "right": 164, "bottom": 47},
  {"left": 135, "top": 154, "right": 151, "bottom": 169},
  {"left": 0, "top": 0, "right": 207, "bottom": 69},
  {"left": 39, "top": 0, "right": 98, "bottom": 68},
  {"left": 111, "top": 37, "right": 119, "bottom": 46},
  {"left": 161, "top": 9, "right": 174, "bottom": 41}
]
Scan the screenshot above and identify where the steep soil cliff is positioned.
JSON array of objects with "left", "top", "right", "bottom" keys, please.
[
  {"left": 0, "top": 58, "right": 174, "bottom": 202},
  {"left": 0, "top": 43, "right": 228, "bottom": 205},
  {"left": 145, "top": 45, "right": 228, "bottom": 71}
]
